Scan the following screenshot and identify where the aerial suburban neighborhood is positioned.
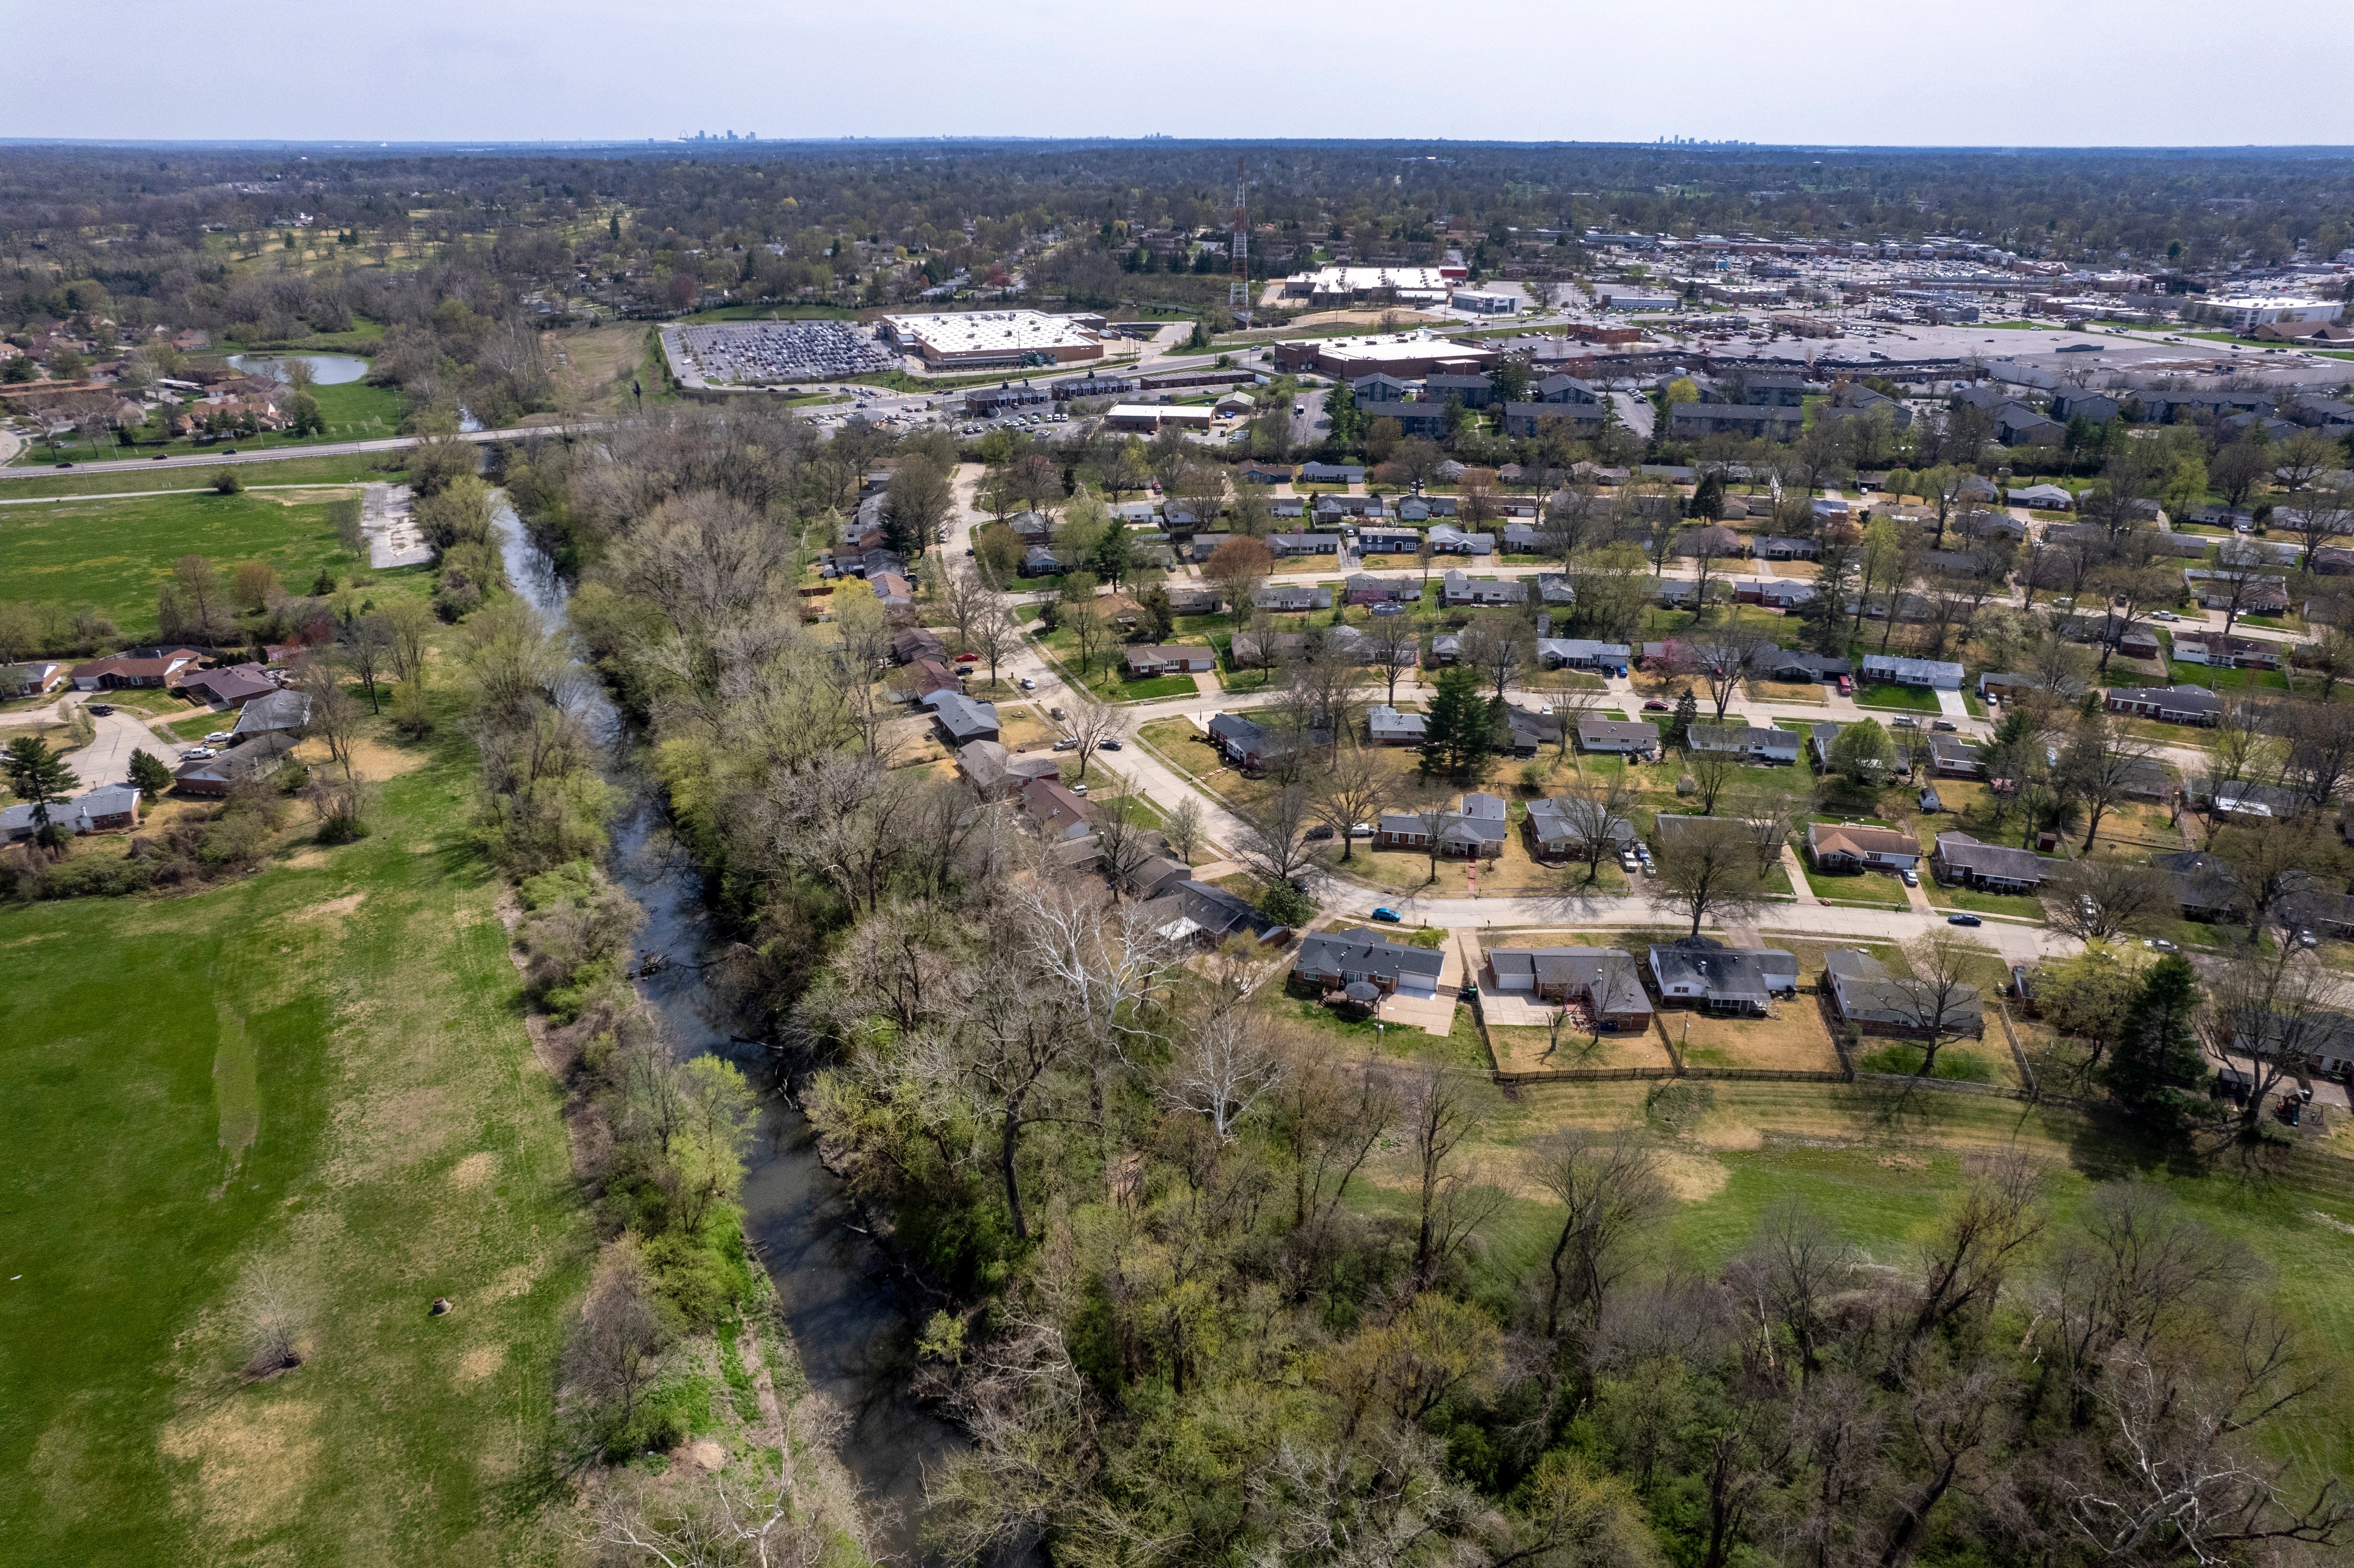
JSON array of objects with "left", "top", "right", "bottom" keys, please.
[{"left": 7, "top": 38, "right": 2354, "bottom": 1568}]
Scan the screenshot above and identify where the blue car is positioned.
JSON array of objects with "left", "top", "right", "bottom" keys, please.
[
  {"left": 1946, "top": 913, "right": 1983, "bottom": 927},
  {"left": 1370, "top": 907, "right": 1403, "bottom": 924}
]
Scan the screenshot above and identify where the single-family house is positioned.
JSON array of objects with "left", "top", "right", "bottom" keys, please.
[
  {"left": 893, "top": 628, "right": 948, "bottom": 666},
  {"left": 2154, "top": 849, "right": 2241, "bottom": 922},
  {"left": 2105, "top": 684, "right": 2225, "bottom": 726},
  {"left": 1019, "top": 546, "right": 1064, "bottom": 578},
  {"left": 956, "top": 739, "right": 1061, "bottom": 800},
  {"left": 2, "top": 784, "right": 141, "bottom": 840},
  {"left": 1123, "top": 645, "right": 1217, "bottom": 678},
  {"left": 1931, "top": 832, "right": 2049, "bottom": 893},
  {"left": 232, "top": 688, "right": 311, "bottom": 740},
  {"left": 2008, "top": 482, "right": 2073, "bottom": 510},
  {"left": 174, "top": 732, "right": 298, "bottom": 797},
  {"left": 1825, "top": 949, "right": 1983, "bottom": 1039},
  {"left": 1, "top": 661, "right": 68, "bottom": 698},
  {"left": 1807, "top": 822, "right": 1923, "bottom": 873},
  {"left": 2175, "top": 632, "right": 2283, "bottom": 670},
  {"left": 1753, "top": 536, "right": 1820, "bottom": 561},
  {"left": 1292, "top": 930, "right": 1446, "bottom": 998},
  {"left": 1860, "top": 654, "right": 1965, "bottom": 690},
  {"left": 1686, "top": 724, "right": 1801, "bottom": 764},
  {"left": 1647, "top": 938, "right": 1800, "bottom": 1015},
  {"left": 1255, "top": 582, "right": 1333, "bottom": 612},
  {"left": 1297, "top": 462, "right": 1366, "bottom": 485},
  {"left": 923, "top": 691, "right": 1002, "bottom": 745},
  {"left": 1345, "top": 573, "right": 1422, "bottom": 605},
  {"left": 1441, "top": 570, "right": 1523, "bottom": 607},
  {"left": 1357, "top": 526, "right": 1424, "bottom": 555},
  {"left": 1523, "top": 797, "right": 1637, "bottom": 860},
  {"left": 1502, "top": 706, "right": 1564, "bottom": 757},
  {"left": 1484, "top": 946, "right": 1654, "bottom": 1029},
  {"left": 71, "top": 647, "right": 204, "bottom": 691},
  {"left": 1577, "top": 716, "right": 1662, "bottom": 757},
  {"left": 1376, "top": 792, "right": 1510, "bottom": 859},
  {"left": 1535, "top": 638, "right": 1632, "bottom": 672},
  {"left": 1424, "top": 524, "right": 1496, "bottom": 555},
  {"left": 1021, "top": 776, "right": 1094, "bottom": 843},
  {"left": 1140, "top": 879, "right": 1287, "bottom": 946},
  {"left": 1927, "top": 734, "right": 1986, "bottom": 778},
  {"left": 1367, "top": 706, "right": 1428, "bottom": 746},
  {"left": 1758, "top": 650, "right": 1851, "bottom": 684},
  {"left": 1266, "top": 532, "right": 1344, "bottom": 560},
  {"left": 1208, "top": 712, "right": 1287, "bottom": 770}
]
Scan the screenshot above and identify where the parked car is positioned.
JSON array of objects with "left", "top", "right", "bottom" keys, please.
[
  {"left": 1053, "top": 737, "right": 1079, "bottom": 751},
  {"left": 2152, "top": 610, "right": 2180, "bottom": 622},
  {"left": 1069, "top": 783, "right": 1087, "bottom": 796},
  {"left": 1946, "top": 913, "right": 1983, "bottom": 927},
  {"left": 1370, "top": 907, "right": 1402, "bottom": 924},
  {"left": 1018, "top": 676, "right": 1037, "bottom": 691},
  {"left": 2145, "top": 938, "right": 2179, "bottom": 952},
  {"left": 1932, "top": 719, "right": 1959, "bottom": 732},
  {"left": 87, "top": 703, "right": 112, "bottom": 716},
  {"left": 1642, "top": 697, "right": 1670, "bottom": 712},
  {"left": 1891, "top": 716, "right": 1919, "bottom": 729},
  {"left": 2297, "top": 927, "right": 2320, "bottom": 949},
  {"left": 1836, "top": 675, "right": 1853, "bottom": 694},
  {"left": 180, "top": 746, "right": 216, "bottom": 760},
  {"left": 1304, "top": 824, "right": 1335, "bottom": 841},
  {"left": 1901, "top": 868, "right": 1918, "bottom": 887},
  {"left": 1351, "top": 823, "right": 1373, "bottom": 838},
  {"left": 204, "top": 731, "right": 233, "bottom": 744}
]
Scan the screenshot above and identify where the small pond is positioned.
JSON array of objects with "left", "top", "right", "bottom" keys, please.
[{"left": 225, "top": 352, "right": 370, "bottom": 386}]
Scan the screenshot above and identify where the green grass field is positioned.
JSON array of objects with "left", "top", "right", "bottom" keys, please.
[
  {"left": 0, "top": 712, "right": 589, "bottom": 1565},
  {"left": 1, "top": 489, "right": 429, "bottom": 634},
  {"left": 0, "top": 453, "right": 405, "bottom": 501}
]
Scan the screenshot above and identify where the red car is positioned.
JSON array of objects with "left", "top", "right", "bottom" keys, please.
[
  {"left": 954, "top": 652, "right": 978, "bottom": 663},
  {"left": 1642, "top": 697, "right": 1670, "bottom": 712}
]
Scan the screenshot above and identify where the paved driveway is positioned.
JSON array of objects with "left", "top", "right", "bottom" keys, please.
[{"left": 57, "top": 703, "right": 158, "bottom": 789}]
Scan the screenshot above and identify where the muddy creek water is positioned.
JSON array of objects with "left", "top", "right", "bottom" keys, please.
[{"left": 493, "top": 498, "right": 958, "bottom": 1551}]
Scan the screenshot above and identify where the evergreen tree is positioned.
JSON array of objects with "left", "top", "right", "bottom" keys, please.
[
  {"left": 1688, "top": 471, "right": 1726, "bottom": 521},
  {"left": 1803, "top": 540, "right": 1859, "bottom": 655},
  {"left": 128, "top": 748, "right": 174, "bottom": 797},
  {"left": 1667, "top": 684, "right": 1698, "bottom": 749},
  {"left": 3, "top": 735, "right": 79, "bottom": 845},
  {"left": 1420, "top": 666, "right": 1492, "bottom": 783},
  {"left": 2100, "top": 955, "right": 2208, "bottom": 1126}
]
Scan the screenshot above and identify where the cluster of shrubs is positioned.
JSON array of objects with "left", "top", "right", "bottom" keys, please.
[{"left": 2, "top": 772, "right": 304, "bottom": 902}]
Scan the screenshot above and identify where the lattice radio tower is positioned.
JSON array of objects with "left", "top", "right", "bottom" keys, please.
[{"left": 1230, "top": 156, "right": 1250, "bottom": 323}]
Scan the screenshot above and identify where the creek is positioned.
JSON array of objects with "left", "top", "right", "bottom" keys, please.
[{"left": 492, "top": 497, "right": 959, "bottom": 1553}]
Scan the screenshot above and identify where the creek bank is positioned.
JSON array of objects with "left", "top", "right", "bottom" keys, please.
[{"left": 491, "top": 495, "right": 959, "bottom": 1553}]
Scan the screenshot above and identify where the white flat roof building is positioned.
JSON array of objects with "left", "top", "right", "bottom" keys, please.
[
  {"left": 2187, "top": 296, "right": 2345, "bottom": 332},
  {"left": 1283, "top": 265, "right": 1460, "bottom": 305},
  {"left": 878, "top": 310, "right": 1105, "bottom": 367},
  {"left": 1103, "top": 403, "right": 1215, "bottom": 432}
]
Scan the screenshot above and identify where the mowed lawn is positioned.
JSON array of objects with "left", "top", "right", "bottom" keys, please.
[
  {"left": 0, "top": 720, "right": 589, "bottom": 1566},
  {"left": 1, "top": 489, "right": 423, "bottom": 634},
  {"left": 10, "top": 378, "right": 406, "bottom": 466}
]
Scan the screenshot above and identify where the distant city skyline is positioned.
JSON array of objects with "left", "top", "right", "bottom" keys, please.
[{"left": 3, "top": 0, "right": 2352, "bottom": 147}]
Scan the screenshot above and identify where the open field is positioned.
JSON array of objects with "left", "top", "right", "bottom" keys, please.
[
  {"left": 1, "top": 489, "right": 429, "bottom": 635},
  {"left": 0, "top": 453, "right": 406, "bottom": 501},
  {"left": 0, "top": 709, "right": 589, "bottom": 1566}
]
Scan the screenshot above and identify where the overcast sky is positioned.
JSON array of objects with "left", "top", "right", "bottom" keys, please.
[{"left": 4, "top": 0, "right": 2352, "bottom": 147}]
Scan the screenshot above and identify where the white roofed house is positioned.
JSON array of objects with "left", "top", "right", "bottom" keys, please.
[
  {"left": 1685, "top": 725, "right": 1801, "bottom": 765},
  {"left": 1441, "top": 570, "right": 1524, "bottom": 607},
  {"left": 1860, "top": 654, "right": 1965, "bottom": 690}
]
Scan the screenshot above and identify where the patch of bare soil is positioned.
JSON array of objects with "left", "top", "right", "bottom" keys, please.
[{"left": 448, "top": 1151, "right": 497, "bottom": 1190}]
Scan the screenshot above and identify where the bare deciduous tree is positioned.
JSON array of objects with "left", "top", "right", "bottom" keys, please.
[
  {"left": 1164, "top": 1008, "right": 1283, "bottom": 1142},
  {"left": 1532, "top": 1130, "right": 1667, "bottom": 1338}
]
